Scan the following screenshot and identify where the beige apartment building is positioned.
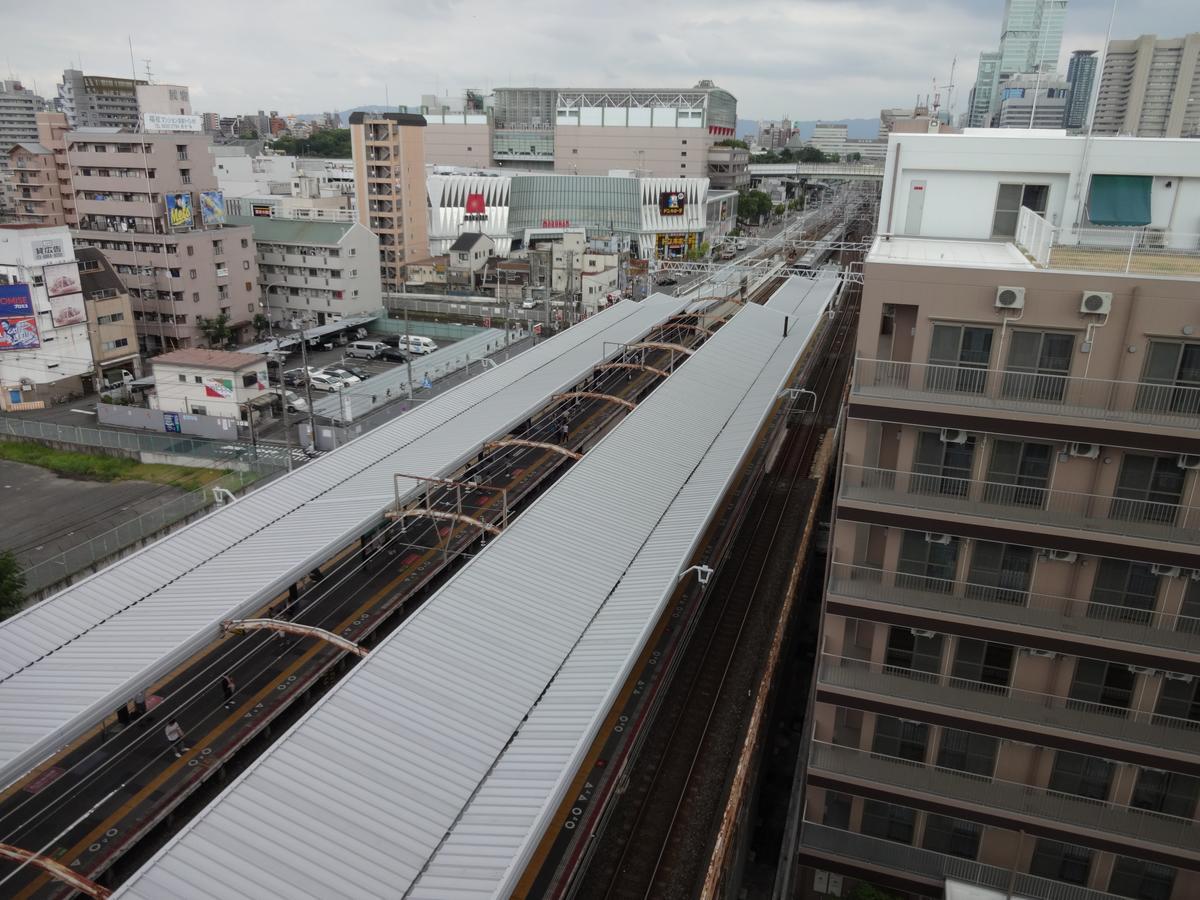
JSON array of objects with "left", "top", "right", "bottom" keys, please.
[
  {"left": 1093, "top": 33, "right": 1200, "bottom": 138},
  {"left": 798, "top": 131, "right": 1200, "bottom": 900},
  {"left": 75, "top": 246, "right": 139, "bottom": 383},
  {"left": 6, "top": 140, "right": 64, "bottom": 226},
  {"left": 349, "top": 111, "right": 429, "bottom": 292},
  {"left": 16, "top": 113, "right": 260, "bottom": 353}
]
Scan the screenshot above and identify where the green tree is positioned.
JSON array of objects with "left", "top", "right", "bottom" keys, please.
[
  {"left": 848, "top": 151, "right": 863, "bottom": 162},
  {"left": 797, "top": 145, "right": 828, "bottom": 163},
  {"left": 773, "top": 203, "right": 786, "bottom": 216},
  {"left": 0, "top": 550, "right": 26, "bottom": 619},
  {"left": 197, "top": 312, "right": 234, "bottom": 348},
  {"left": 686, "top": 241, "right": 711, "bottom": 261},
  {"left": 269, "top": 128, "right": 352, "bottom": 159},
  {"left": 738, "top": 189, "right": 773, "bottom": 223},
  {"left": 252, "top": 313, "right": 271, "bottom": 341}
]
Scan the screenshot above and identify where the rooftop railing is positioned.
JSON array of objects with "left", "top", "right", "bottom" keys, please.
[
  {"left": 827, "top": 563, "right": 1200, "bottom": 655},
  {"left": 840, "top": 464, "right": 1200, "bottom": 548},
  {"left": 1016, "top": 206, "right": 1200, "bottom": 278},
  {"left": 852, "top": 358, "right": 1200, "bottom": 431}
]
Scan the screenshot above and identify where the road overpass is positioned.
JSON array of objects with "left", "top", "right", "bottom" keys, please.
[{"left": 750, "top": 161, "right": 884, "bottom": 181}]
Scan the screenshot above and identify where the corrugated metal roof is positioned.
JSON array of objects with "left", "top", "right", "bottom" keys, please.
[
  {"left": 116, "top": 292, "right": 832, "bottom": 900},
  {"left": 762, "top": 270, "right": 841, "bottom": 317},
  {"left": 0, "top": 296, "right": 686, "bottom": 789}
]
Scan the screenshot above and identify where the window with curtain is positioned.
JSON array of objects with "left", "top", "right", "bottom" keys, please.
[
  {"left": 912, "top": 430, "right": 975, "bottom": 498},
  {"left": 896, "top": 530, "right": 960, "bottom": 593},
  {"left": 1087, "top": 174, "right": 1152, "bottom": 227}
]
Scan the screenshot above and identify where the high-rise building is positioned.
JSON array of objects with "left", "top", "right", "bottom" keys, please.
[
  {"left": 1092, "top": 33, "right": 1200, "bottom": 138},
  {"left": 796, "top": 128, "right": 1200, "bottom": 900},
  {"left": 349, "top": 112, "right": 430, "bottom": 292},
  {"left": 1063, "top": 50, "right": 1098, "bottom": 131},
  {"left": 970, "top": 2, "right": 1068, "bottom": 128},
  {"left": 56, "top": 69, "right": 145, "bottom": 129},
  {"left": 996, "top": 74, "right": 1072, "bottom": 128},
  {"left": 0, "top": 80, "right": 47, "bottom": 217}
]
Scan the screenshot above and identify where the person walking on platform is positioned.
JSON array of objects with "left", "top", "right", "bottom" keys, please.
[
  {"left": 221, "top": 674, "right": 236, "bottom": 708},
  {"left": 164, "top": 719, "right": 188, "bottom": 758}
]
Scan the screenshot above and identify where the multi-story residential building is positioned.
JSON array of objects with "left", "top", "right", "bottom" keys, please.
[
  {"left": 798, "top": 129, "right": 1200, "bottom": 900},
  {"left": 5, "top": 141, "right": 63, "bottom": 226},
  {"left": 75, "top": 246, "right": 139, "bottom": 384},
  {"left": 0, "top": 80, "right": 47, "bottom": 217},
  {"left": 996, "top": 74, "right": 1071, "bottom": 128},
  {"left": 970, "top": 1, "right": 1069, "bottom": 128},
  {"left": 349, "top": 111, "right": 430, "bottom": 292},
  {"left": 759, "top": 118, "right": 796, "bottom": 150},
  {"left": 707, "top": 143, "right": 749, "bottom": 190},
  {"left": 0, "top": 224, "right": 96, "bottom": 405},
  {"left": 1064, "top": 50, "right": 1099, "bottom": 131},
  {"left": 226, "top": 213, "right": 381, "bottom": 327},
  {"left": 14, "top": 113, "right": 260, "bottom": 352},
  {"left": 56, "top": 69, "right": 145, "bottom": 130},
  {"left": 201, "top": 112, "right": 220, "bottom": 134},
  {"left": 1093, "top": 33, "right": 1200, "bottom": 138}
]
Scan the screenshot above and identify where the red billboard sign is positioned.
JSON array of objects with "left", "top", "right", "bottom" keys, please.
[
  {"left": 541, "top": 219, "right": 570, "bottom": 229},
  {"left": 465, "top": 193, "right": 486, "bottom": 215}
]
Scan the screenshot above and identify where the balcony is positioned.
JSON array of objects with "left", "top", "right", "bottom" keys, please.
[
  {"left": 810, "top": 742, "right": 1200, "bottom": 853},
  {"left": 828, "top": 564, "right": 1200, "bottom": 656},
  {"left": 817, "top": 654, "right": 1200, "bottom": 756},
  {"left": 840, "top": 465, "right": 1200, "bottom": 548},
  {"left": 852, "top": 359, "right": 1200, "bottom": 432},
  {"left": 1016, "top": 207, "right": 1200, "bottom": 278},
  {"left": 798, "top": 822, "right": 1126, "bottom": 900}
]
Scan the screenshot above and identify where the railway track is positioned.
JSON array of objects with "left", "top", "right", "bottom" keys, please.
[
  {"left": 575, "top": 283, "right": 860, "bottom": 900},
  {"left": 0, "top": 317, "right": 717, "bottom": 899}
]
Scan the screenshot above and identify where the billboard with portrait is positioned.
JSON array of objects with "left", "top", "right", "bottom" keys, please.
[
  {"left": 49, "top": 294, "right": 87, "bottom": 327},
  {"left": 199, "top": 191, "right": 226, "bottom": 226},
  {"left": 659, "top": 191, "right": 686, "bottom": 216},
  {"left": 166, "top": 192, "right": 194, "bottom": 230},
  {"left": 0, "top": 284, "right": 40, "bottom": 350},
  {"left": 44, "top": 262, "right": 82, "bottom": 298}
]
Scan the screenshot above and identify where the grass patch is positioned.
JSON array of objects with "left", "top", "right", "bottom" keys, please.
[{"left": 0, "top": 441, "right": 227, "bottom": 491}]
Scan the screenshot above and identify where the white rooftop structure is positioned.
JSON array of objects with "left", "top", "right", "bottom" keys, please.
[
  {"left": 868, "top": 235, "right": 1036, "bottom": 269},
  {"left": 0, "top": 295, "right": 687, "bottom": 789},
  {"left": 117, "top": 287, "right": 836, "bottom": 900}
]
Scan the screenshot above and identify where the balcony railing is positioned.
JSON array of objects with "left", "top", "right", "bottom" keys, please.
[
  {"left": 799, "top": 822, "right": 1127, "bottom": 900},
  {"left": 852, "top": 358, "right": 1200, "bottom": 431},
  {"left": 828, "top": 564, "right": 1200, "bottom": 655},
  {"left": 817, "top": 654, "right": 1200, "bottom": 755},
  {"left": 810, "top": 742, "right": 1200, "bottom": 851},
  {"left": 840, "top": 465, "right": 1200, "bottom": 548},
  {"left": 1015, "top": 206, "right": 1200, "bottom": 278}
]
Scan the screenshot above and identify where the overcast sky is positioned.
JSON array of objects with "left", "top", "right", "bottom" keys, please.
[{"left": 4, "top": 0, "right": 1194, "bottom": 122}]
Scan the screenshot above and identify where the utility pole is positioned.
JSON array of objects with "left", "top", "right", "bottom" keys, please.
[
  {"left": 273, "top": 338, "right": 293, "bottom": 472},
  {"left": 297, "top": 326, "right": 316, "bottom": 444},
  {"left": 404, "top": 300, "right": 414, "bottom": 400}
]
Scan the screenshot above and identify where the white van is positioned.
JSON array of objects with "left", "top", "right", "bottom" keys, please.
[
  {"left": 347, "top": 340, "right": 388, "bottom": 359},
  {"left": 402, "top": 335, "right": 439, "bottom": 355}
]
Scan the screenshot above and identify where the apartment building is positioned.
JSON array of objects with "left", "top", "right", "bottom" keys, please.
[
  {"left": 349, "top": 111, "right": 429, "bottom": 292},
  {"left": 798, "top": 130, "right": 1200, "bottom": 900},
  {"left": 57, "top": 70, "right": 145, "bottom": 130},
  {"left": 226, "top": 213, "right": 381, "bottom": 327},
  {"left": 75, "top": 246, "right": 139, "bottom": 384},
  {"left": 1064, "top": 50, "right": 1099, "bottom": 131},
  {"left": 6, "top": 141, "right": 64, "bottom": 226},
  {"left": 1093, "top": 33, "right": 1200, "bottom": 138},
  {"left": 0, "top": 80, "right": 46, "bottom": 216}
]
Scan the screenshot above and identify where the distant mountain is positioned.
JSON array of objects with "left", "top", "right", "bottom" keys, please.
[{"left": 737, "top": 117, "right": 881, "bottom": 141}]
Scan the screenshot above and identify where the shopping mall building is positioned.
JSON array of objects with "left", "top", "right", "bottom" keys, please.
[{"left": 426, "top": 170, "right": 738, "bottom": 260}]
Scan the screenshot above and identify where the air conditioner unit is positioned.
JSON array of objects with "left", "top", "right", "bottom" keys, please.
[
  {"left": 1027, "top": 648, "right": 1058, "bottom": 659},
  {"left": 1177, "top": 454, "right": 1200, "bottom": 470},
  {"left": 995, "top": 286, "right": 1025, "bottom": 310},
  {"left": 1047, "top": 550, "right": 1077, "bottom": 563},
  {"left": 1151, "top": 564, "right": 1182, "bottom": 577},
  {"left": 910, "top": 629, "right": 936, "bottom": 639},
  {"left": 1080, "top": 290, "right": 1112, "bottom": 315},
  {"left": 940, "top": 428, "right": 969, "bottom": 445},
  {"left": 1164, "top": 672, "right": 1195, "bottom": 683},
  {"left": 925, "top": 532, "right": 953, "bottom": 545},
  {"left": 1127, "top": 665, "right": 1156, "bottom": 676},
  {"left": 1069, "top": 443, "right": 1100, "bottom": 459}
]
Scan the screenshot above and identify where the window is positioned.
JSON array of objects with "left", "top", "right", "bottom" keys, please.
[
  {"left": 1108, "top": 857, "right": 1176, "bottom": 900},
  {"left": 177, "top": 373, "right": 186, "bottom": 383},
  {"left": 190, "top": 404, "right": 206, "bottom": 416},
  {"left": 871, "top": 715, "right": 929, "bottom": 762},
  {"left": 681, "top": 164, "right": 686, "bottom": 169},
  {"left": 194, "top": 376, "right": 203, "bottom": 384},
  {"left": 100, "top": 337, "right": 129, "bottom": 351},
  {"left": 1111, "top": 454, "right": 1185, "bottom": 525},
  {"left": 571, "top": 148, "right": 578, "bottom": 154},
  {"left": 242, "top": 373, "right": 257, "bottom": 388},
  {"left": 1137, "top": 341, "right": 1200, "bottom": 415},
  {"left": 240, "top": 238, "right": 249, "bottom": 248},
  {"left": 1003, "top": 330, "right": 1075, "bottom": 401},
  {"left": 965, "top": 541, "right": 1033, "bottom": 604},
  {"left": 1049, "top": 750, "right": 1115, "bottom": 800},
  {"left": 192, "top": 292, "right": 200, "bottom": 302},
  {"left": 1089, "top": 559, "right": 1160, "bottom": 624},
  {"left": 1030, "top": 839, "right": 1092, "bottom": 886},
  {"left": 243, "top": 260, "right": 251, "bottom": 270},
  {"left": 1155, "top": 675, "right": 1200, "bottom": 724},
  {"left": 951, "top": 639, "right": 1014, "bottom": 690},
  {"left": 896, "top": 529, "right": 959, "bottom": 592},
  {"left": 984, "top": 439, "right": 1053, "bottom": 507},
  {"left": 927, "top": 324, "right": 994, "bottom": 393},
  {"left": 1179, "top": 579, "right": 1200, "bottom": 635},
  {"left": 912, "top": 430, "right": 975, "bottom": 497},
  {"left": 936, "top": 728, "right": 997, "bottom": 776},
  {"left": 822, "top": 792, "right": 852, "bottom": 830},
  {"left": 189, "top": 269, "right": 197, "bottom": 279},
  {"left": 1069, "top": 658, "right": 1136, "bottom": 712},
  {"left": 921, "top": 814, "right": 981, "bottom": 859},
  {"left": 213, "top": 240, "right": 223, "bottom": 255},
  {"left": 245, "top": 281, "right": 253, "bottom": 292},
  {"left": 884, "top": 626, "right": 943, "bottom": 675},
  {"left": 180, "top": 169, "right": 191, "bottom": 184},
  {"left": 186, "top": 244, "right": 195, "bottom": 257},
  {"left": 860, "top": 800, "right": 915, "bottom": 844},
  {"left": 992, "top": 182, "right": 1049, "bottom": 238},
  {"left": 1130, "top": 768, "right": 1200, "bottom": 819},
  {"left": 680, "top": 151, "right": 687, "bottom": 157}
]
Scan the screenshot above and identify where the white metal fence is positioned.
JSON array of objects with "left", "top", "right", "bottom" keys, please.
[{"left": 1015, "top": 207, "right": 1200, "bottom": 276}]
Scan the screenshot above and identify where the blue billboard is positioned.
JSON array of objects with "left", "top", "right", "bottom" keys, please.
[
  {"left": 199, "top": 190, "right": 226, "bottom": 226},
  {"left": 166, "top": 192, "right": 194, "bottom": 230},
  {"left": 0, "top": 283, "right": 40, "bottom": 351}
]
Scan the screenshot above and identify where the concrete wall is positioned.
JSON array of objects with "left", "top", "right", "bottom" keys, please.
[
  {"left": 98, "top": 401, "right": 240, "bottom": 439},
  {"left": 553, "top": 125, "right": 712, "bottom": 177}
]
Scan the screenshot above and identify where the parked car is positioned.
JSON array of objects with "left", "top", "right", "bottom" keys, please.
[
  {"left": 307, "top": 372, "right": 345, "bottom": 392},
  {"left": 274, "top": 389, "right": 308, "bottom": 413},
  {"left": 521, "top": 298, "right": 541, "bottom": 309},
  {"left": 340, "top": 363, "right": 371, "bottom": 381},
  {"left": 379, "top": 347, "right": 409, "bottom": 363},
  {"left": 401, "top": 335, "right": 439, "bottom": 355},
  {"left": 320, "top": 367, "right": 361, "bottom": 385},
  {"left": 735, "top": 238, "right": 748, "bottom": 251},
  {"left": 282, "top": 368, "right": 307, "bottom": 388},
  {"left": 347, "top": 340, "right": 389, "bottom": 359},
  {"left": 655, "top": 275, "right": 678, "bottom": 286}
]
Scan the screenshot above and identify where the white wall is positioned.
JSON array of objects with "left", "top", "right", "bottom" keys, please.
[
  {"left": 151, "top": 362, "right": 267, "bottom": 418},
  {"left": 894, "top": 169, "right": 1071, "bottom": 238}
]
